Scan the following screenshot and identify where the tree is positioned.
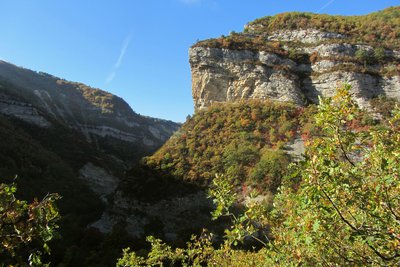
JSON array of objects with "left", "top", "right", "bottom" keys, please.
[
  {"left": 355, "top": 48, "right": 373, "bottom": 67},
  {"left": 249, "top": 149, "right": 290, "bottom": 192},
  {"left": 0, "top": 180, "right": 60, "bottom": 266},
  {"left": 265, "top": 85, "right": 400, "bottom": 265}
]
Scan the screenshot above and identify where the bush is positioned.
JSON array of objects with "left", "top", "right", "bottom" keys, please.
[
  {"left": 0, "top": 180, "right": 60, "bottom": 266},
  {"left": 355, "top": 48, "right": 374, "bottom": 66},
  {"left": 249, "top": 149, "right": 290, "bottom": 192},
  {"left": 265, "top": 85, "right": 400, "bottom": 265},
  {"left": 374, "top": 47, "right": 386, "bottom": 62}
]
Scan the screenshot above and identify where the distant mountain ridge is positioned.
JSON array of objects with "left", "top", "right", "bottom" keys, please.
[{"left": 0, "top": 60, "right": 179, "bottom": 163}]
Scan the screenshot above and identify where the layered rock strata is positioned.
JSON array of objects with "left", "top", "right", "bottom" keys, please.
[{"left": 190, "top": 31, "right": 400, "bottom": 110}]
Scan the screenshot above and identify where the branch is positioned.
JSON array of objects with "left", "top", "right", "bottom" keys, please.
[
  {"left": 384, "top": 187, "right": 400, "bottom": 223},
  {"left": 334, "top": 126, "right": 355, "bottom": 167},
  {"left": 366, "top": 242, "right": 399, "bottom": 262},
  {"left": 321, "top": 188, "right": 357, "bottom": 231},
  {"left": 322, "top": 188, "right": 400, "bottom": 262}
]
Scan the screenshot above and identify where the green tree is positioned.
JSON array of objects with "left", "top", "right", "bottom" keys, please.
[
  {"left": 249, "top": 149, "right": 290, "bottom": 192},
  {"left": 355, "top": 48, "right": 374, "bottom": 67},
  {"left": 265, "top": 85, "right": 400, "bottom": 265},
  {"left": 0, "top": 180, "right": 60, "bottom": 266}
]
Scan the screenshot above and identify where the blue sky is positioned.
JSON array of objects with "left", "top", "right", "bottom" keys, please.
[{"left": 0, "top": 1, "right": 398, "bottom": 122}]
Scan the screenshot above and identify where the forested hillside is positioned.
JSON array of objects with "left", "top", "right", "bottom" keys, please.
[{"left": 145, "top": 100, "right": 299, "bottom": 193}]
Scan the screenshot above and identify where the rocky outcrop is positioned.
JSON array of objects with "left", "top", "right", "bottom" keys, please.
[
  {"left": 92, "top": 190, "right": 212, "bottom": 240},
  {"left": 266, "top": 29, "right": 347, "bottom": 44},
  {"left": 0, "top": 93, "right": 50, "bottom": 127},
  {"left": 190, "top": 47, "right": 303, "bottom": 109},
  {"left": 78, "top": 162, "right": 119, "bottom": 202},
  {"left": 190, "top": 31, "right": 400, "bottom": 110}
]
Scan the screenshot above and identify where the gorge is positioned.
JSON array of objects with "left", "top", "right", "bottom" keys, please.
[{"left": 0, "top": 6, "right": 399, "bottom": 266}]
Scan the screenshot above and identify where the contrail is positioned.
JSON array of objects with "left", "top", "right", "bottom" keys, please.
[
  {"left": 105, "top": 71, "right": 116, "bottom": 84},
  {"left": 114, "top": 34, "right": 132, "bottom": 69},
  {"left": 106, "top": 33, "right": 132, "bottom": 84},
  {"left": 317, "top": 0, "right": 335, "bottom": 13}
]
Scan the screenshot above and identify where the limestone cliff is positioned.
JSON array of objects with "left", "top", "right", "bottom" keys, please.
[{"left": 190, "top": 7, "right": 400, "bottom": 110}]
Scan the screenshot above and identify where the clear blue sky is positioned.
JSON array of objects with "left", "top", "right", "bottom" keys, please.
[{"left": 0, "top": 1, "right": 398, "bottom": 122}]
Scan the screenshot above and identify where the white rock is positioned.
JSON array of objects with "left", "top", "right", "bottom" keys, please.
[{"left": 78, "top": 162, "right": 119, "bottom": 201}]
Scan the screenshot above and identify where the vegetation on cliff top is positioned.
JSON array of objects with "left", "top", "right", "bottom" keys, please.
[
  {"left": 194, "top": 6, "right": 400, "bottom": 50},
  {"left": 248, "top": 6, "right": 400, "bottom": 48}
]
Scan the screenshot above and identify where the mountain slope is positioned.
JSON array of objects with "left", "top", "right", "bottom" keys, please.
[
  {"left": 0, "top": 60, "right": 180, "bottom": 264},
  {"left": 0, "top": 60, "right": 179, "bottom": 163},
  {"left": 95, "top": 100, "right": 304, "bottom": 249}
]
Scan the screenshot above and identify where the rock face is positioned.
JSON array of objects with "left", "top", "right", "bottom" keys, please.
[
  {"left": 78, "top": 162, "right": 119, "bottom": 202},
  {"left": 190, "top": 47, "right": 303, "bottom": 109},
  {"left": 0, "top": 93, "right": 51, "bottom": 127},
  {"left": 190, "top": 32, "right": 400, "bottom": 110},
  {"left": 92, "top": 190, "right": 212, "bottom": 240},
  {"left": 265, "top": 29, "right": 346, "bottom": 44}
]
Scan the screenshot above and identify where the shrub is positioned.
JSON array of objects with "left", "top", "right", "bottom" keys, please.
[
  {"left": 0, "top": 180, "right": 60, "bottom": 266},
  {"left": 249, "top": 149, "right": 290, "bottom": 192},
  {"left": 374, "top": 47, "right": 386, "bottom": 62},
  {"left": 355, "top": 48, "right": 374, "bottom": 67}
]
